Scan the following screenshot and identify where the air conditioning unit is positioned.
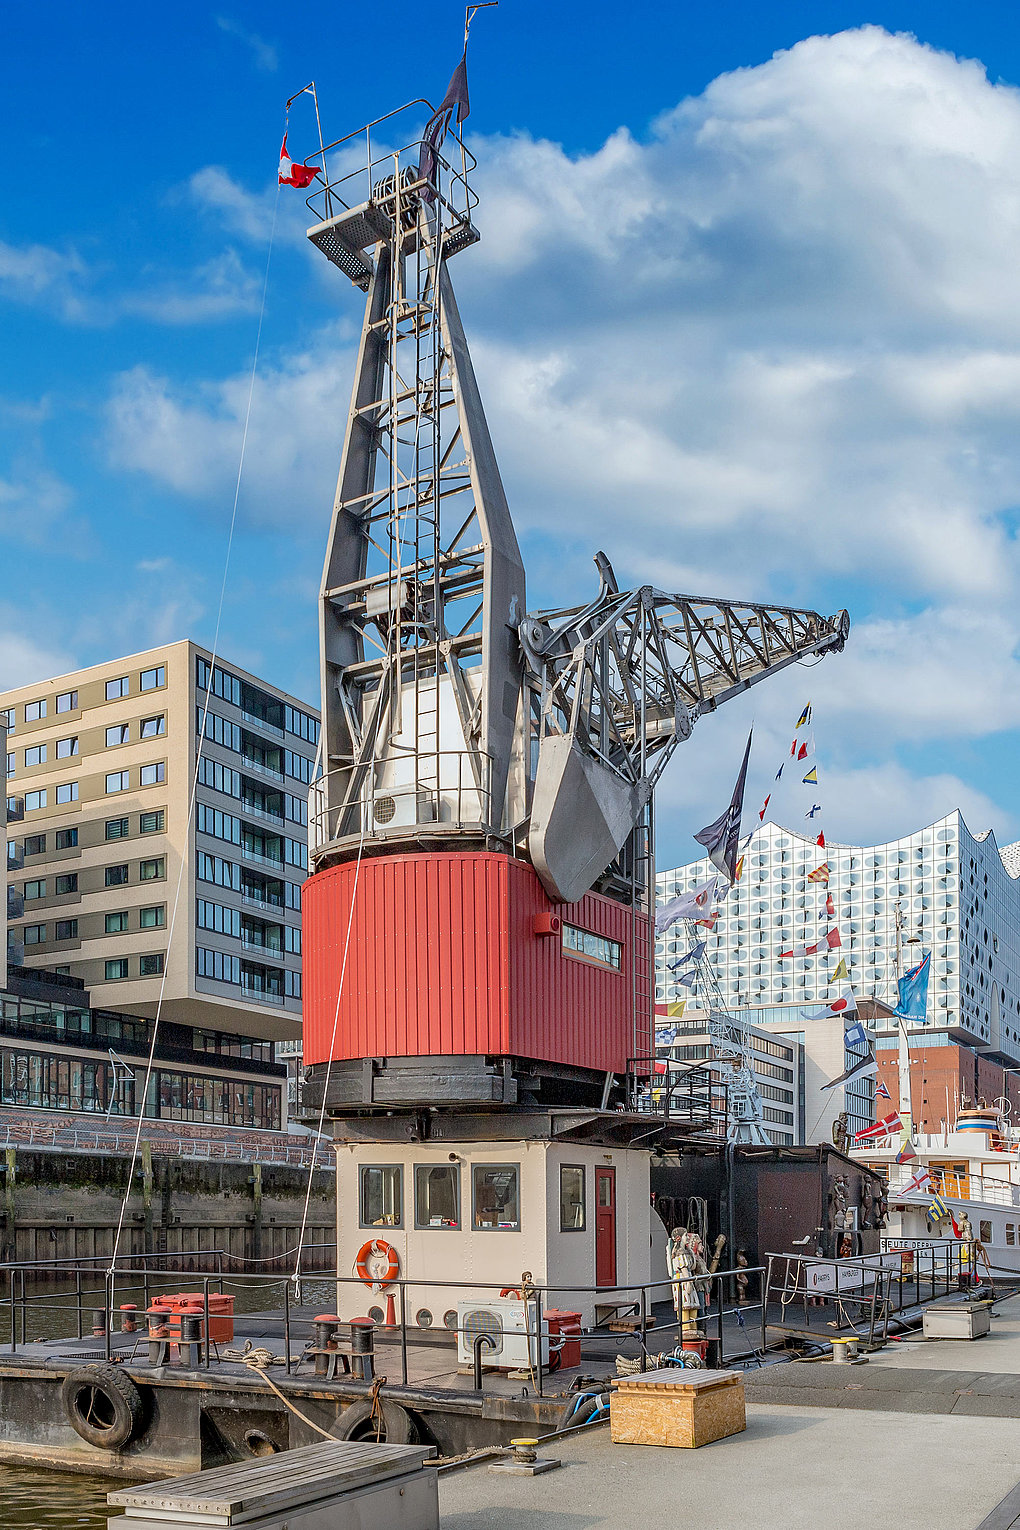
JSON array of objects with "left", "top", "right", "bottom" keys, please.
[
  {"left": 372, "top": 789, "right": 436, "bottom": 829},
  {"left": 456, "top": 1297, "right": 549, "bottom": 1370}
]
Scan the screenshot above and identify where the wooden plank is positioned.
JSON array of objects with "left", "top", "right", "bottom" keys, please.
[
  {"left": 108, "top": 1441, "right": 434, "bottom": 1522},
  {"left": 975, "top": 1481, "right": 1020, "bottom": 1530},
  {"left": 612, "top": 1367, "right": 740, "bottom": 1393}
]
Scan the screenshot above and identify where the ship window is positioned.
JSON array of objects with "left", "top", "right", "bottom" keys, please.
[
  {"left": 560, "top": 1165, "right": 586, "bottom": 1230},
  {"left": 980, "top": 1220, "right": 992, "bottom": 1243},
  {"left": 562, "top": 923, "right": 622, "bottom": 971},
  {"left": 359, "top": 1165, "right": 402, "bottom": 1229},
  {"left": 414, "top": 1164, "right": 460, "bottom": 1230},
  {"left": 1007, "top": 1224, "right": 1015, "bottom": 1246},
  {"left": 472, "top": 1164, "right": 520, "bottom": 1231}
]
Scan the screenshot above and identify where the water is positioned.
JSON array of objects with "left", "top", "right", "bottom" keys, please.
[{"left": 0, "top": 1463, "right": 117, "bottom": 1526}]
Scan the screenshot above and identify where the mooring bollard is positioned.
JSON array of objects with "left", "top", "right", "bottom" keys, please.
[
  {"left": 349, "top": 1318, "right": 374, "bottom": 1381},
  {"left": 120, "top": 1304, "right": 138, "bottom": 1334},
  {"left": 147, "top": 1306, "right": 170, "bottom": 1367},
  {"left": 180, "top": 1312, "right": 203, "bottom": 1370},
  {"left": 92, "top": 1309, "right": 107, "bottom": 1338},
  {"left": 313, "top": 1315, "right": 341, "bottom": 1378}
]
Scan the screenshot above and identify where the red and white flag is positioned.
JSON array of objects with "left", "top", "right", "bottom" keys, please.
[
  {"left": 896, "top": 1166, "right": 933, "bottom": 1196},
  {"left": 779, "top": 938, "right": 822, "bottom": 959},
  {"left": 278, "top": 134, "right": 320, "bottom": 188},
  {"left": 801, "top": 993, "right": 857, "bottom": 1020},
  {"left": 816, "top": 830, "right": 826, "bottom": 849},
  {"left": 825, "top": 926, "right": 841, "bottom": 950},
  {"left": 854, "top": 1111, "right": 902, "bottom": 1142},
  {"left": 758, "top": 794, "right": 770, "bottom": 822}
]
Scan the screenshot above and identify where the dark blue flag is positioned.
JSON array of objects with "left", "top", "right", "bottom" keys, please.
[{"left": 418, "top": 54, "right": 470, "bottom": 195}]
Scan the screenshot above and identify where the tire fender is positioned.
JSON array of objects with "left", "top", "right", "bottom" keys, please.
[
  {"left": 336, "top": 1397, "right": 416, "bottom": 1443},
  {"left": 61, "top": 1363, "right": 145, "bottom": 1451}
]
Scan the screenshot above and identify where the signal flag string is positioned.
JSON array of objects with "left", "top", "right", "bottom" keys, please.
[{"left": 107, "top": 179, "right": 283, "bottom": 1277}]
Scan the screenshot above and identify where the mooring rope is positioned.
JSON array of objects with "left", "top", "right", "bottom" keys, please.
[{"left": 107, "top": 181, "right": 282, "bottom": 1277}]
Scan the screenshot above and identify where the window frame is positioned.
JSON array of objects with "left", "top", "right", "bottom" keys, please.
[
  {"left": 23, "top": 879, "right": 46, "bottom": 901},
  {"left": 54, "top": 918, "right": 78, "bottom": 942},
  {"left": 56, "top": 736, "right": 78, "bottom": 758},
  {"left": 105, "top": 958, "right": 130, "bottom": 981},
  {"left": 140, "top": 714, "right": 166, "bottom": 739},
  {"left": 105, "top": 864, "right": 129, "bottom": 888},
  {"left": 106, "top": 677, "right": 129, "bottom": 701},
  {"left": 559, "top": 1164, "right": 587, "bottom": 1232},
  {"left": 24, "top": 924, "right": 46, "bottom": 946},
  {"left": 105, "top": 817, "right": 130, "bottom": 840},
  {"left": 139, "top": 857, "right": 165, "bottom": 882},
  {"left": 25, "top": 789, "right": 47, "bottom": 812},
  {"left": 105, "top": 911, "right": 130, "bottom": 934},
  {"left": 471, "top": 1162, "right": 521, "bottom": 1233},
  {"left": 359, "top": 1164, "right": 404, "bottom": 1230},
  {"left": 140, "top": 761, "right": 165, "bottom": 786},
  {"left": 106, "top": 770, "right": 130, "bottom": 794},
  {"left": 139, "top": 905, "right": 165, "bottom": 929},
  {"left": 55, "top": 691, "right": 77, "bottom": 714},
  {"left": 140, "top": 810, "right": 165, "bottom": 834},
  {"left": 413, "top": 1162, "right": 461, "bottom": 1230},
  {"left": 55, "top": 782, "right": 78, "bottom": 804},
  {"left": 106, "top": 724, "right": 130, "bottom": 748},
  {"left": 561, "top": 922, "right": 623, "bottom": 972},
  {"left": 24, "top": 699, "right": 46, "bottom": 722},
  {"left": 139, "top": 953, "right": 165, "bottom": 976},
  {"left": 55, "top": 873, "right": 78, "bottom": 895},
  {"left": 24, "top": 744, "right": 47, "bottom": 768},
  {"left": 139, "top": 666, "right": 166, "bottom": 692},
  {"left": 55, "top": 828, "right": 77, "bottom": 850}
]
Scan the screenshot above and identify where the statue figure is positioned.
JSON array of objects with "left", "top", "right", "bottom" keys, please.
[
  {"left": 735, "top": 1248, "right": 749, "bottom": 1306},
  {"left": 958, "top": 1212, "right": 974, "bottom": 1242},
  {"left": 861, "top": 1179, "right": 874, "bottom": 1229},
  {"left": 831, "top": 1113, "right": 849, "bottom": 1153},
  {"left": 667, "top": 1226, "right": 709, "bottom": 1332},
  {"left": 830, "top": 1175, "right": 849, "bottom": 1231}
]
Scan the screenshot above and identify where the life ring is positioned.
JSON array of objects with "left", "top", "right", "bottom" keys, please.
[
  {"left": 61, "top": 1363, "right": 145, "bottom": 1451},
  {"left": 500, "top": 1287, "right": 523, "bottom": 1299},
  {"left": 355, "top": 1239, "right": 400, "bottom": 1292}
]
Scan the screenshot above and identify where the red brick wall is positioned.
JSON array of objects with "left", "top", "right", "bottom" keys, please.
[{"left": 875, "top": 1045, "right": 1020, "bottom": 1130}]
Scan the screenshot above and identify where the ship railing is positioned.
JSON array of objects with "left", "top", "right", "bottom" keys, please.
[
  {"left": 0, "top": 1120, "right": 332, "bottom": 1169},
  {"left": 889, "top": 1169, "right": 1020, "bottom": 1208},
  {"left": 309, "top": 751, "right": 493, "bottom": 858},
  {"left": 626, "top": 1058, "right": 727, "bottom": 1134},
  {"left": 0, "top": 1257, "right": 768, "bottom": 1395}
]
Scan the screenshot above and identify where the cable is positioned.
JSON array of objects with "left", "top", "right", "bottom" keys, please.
[
  {"left": 292, "top": 816, "right": 367, "bottom": 1289},
  {"left": 107, "top": 181, "right": 282, "bottom": 1276}
]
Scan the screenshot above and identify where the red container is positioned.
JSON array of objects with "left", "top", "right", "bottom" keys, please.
[
  {"left": 156, "top": 1292, "right": 235, "bottom": 1344},
  {"left": 302, "top": 850, "right": 651, "bottom": 1075},
  {"left": 545, "top": 1309, "right": 582, "bottom": 1370}
]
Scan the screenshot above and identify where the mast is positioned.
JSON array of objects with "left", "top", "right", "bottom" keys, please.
[{"left": 894, "top": 900, "right": 913, "bottom": 1143}]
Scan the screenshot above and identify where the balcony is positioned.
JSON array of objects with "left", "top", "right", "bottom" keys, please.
[
  {"left": 240, "top": 755, "right": 285, "bottom": 784},
  {"left": 7, "top": 887, "right": 24, "bottom": 920},
  {"left": 240, "top": 708, "right": 284, "bottom": 738},
  {"left": 240, "top": 845, "right": 284, "bottom": 871},
  {"left": 240, "top": 983, "right": 286, "bottom": 1007},
  {"left": 241, "top": 934, "right": 284, "bottom": 954},
  {"left": 240, "top": 891, "right": 284, "bottom": 911},
  {"left": 241, "top": 798, "right": 285, "bottom": 826}
]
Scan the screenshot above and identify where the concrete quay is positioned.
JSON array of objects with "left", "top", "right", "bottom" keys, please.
[{"left": 437, "top": 1295, "right": 1020, "bottom": 1529}]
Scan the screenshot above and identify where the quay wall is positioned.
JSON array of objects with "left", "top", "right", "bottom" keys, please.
[{"left": 0, "top": 1147, "right": 334, "bottom": 1271}]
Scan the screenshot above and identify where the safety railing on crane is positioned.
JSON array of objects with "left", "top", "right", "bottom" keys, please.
[{"left": 309, "top": 749, "right": 493, "bottom": 857}]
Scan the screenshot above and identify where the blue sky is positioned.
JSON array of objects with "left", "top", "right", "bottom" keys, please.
[{"left": 4, "top": 2, "right": 1020, "bottom": 869}]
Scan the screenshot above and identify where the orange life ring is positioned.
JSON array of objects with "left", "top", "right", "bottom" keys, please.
[
  {"left": 500, "top": 1287, "right": 523, "bottom": 1299},
  {"left": 355, "top": 1239, "right": 400, "bottom": 1292}
]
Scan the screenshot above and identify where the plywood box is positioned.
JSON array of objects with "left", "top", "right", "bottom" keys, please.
[{"left": 610, "top": 1368, "right": 746, "bottom": 1449}]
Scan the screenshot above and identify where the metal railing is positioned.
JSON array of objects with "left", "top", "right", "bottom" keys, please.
[
  {"left": 626, "top": 1058, "right": 725, "bottom": 1133},
  {"left": 0, "top": 1257, "right": 767, "bottom": 1395},
  {"left": 309, "top": 751, "right": 493, "bottom": 857},
  {"left": 0, "top": 1120, "right": 332, "bottom": 1167}
]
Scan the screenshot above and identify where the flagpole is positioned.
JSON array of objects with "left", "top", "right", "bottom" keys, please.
[{"left": 894, "top": 900, "right": 913, "bottom": 1149}]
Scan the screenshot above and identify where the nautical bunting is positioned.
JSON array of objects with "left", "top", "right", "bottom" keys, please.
[
  {"left": 843, "top": 1018, "right": 869, "bottom": 1049},
  {"left": 802, "top": 766, "right": 818, "bottom": 784},
  {"left": 655, "top": 877, "right": 718, "bottom": 934},
  {"left": 806, "top": 804, "right": 822, "bottom": 819},
  {"left": 801, "top": 993, "right": 857, "bottom": 1020},
  {"left": 822, "top": 1049, "right": 877, "bottom": 1091},
  {"left": 895, "top": 1139, "right": 917, "bottom": 1164},
  {"left": 854, "top": 1111, "right": 902, "bottom": 1142},
  {"left": 807, "top": 862, "right": 830, "bottom": 884},
  {"left": 876, "top": 1078, "right": 891, "bottom": 1100},
  {"left": 796, "top": 703, "right": 812, "bottom": 728},
  {"left": 830, "top": 958, "right": 849, "bottom": 981},
  {"left": 694, "top": 730, "right": 752, "bottom": 884},
  {"left": 896, "top": 1166, "right": 932, "bottom": 1196}
]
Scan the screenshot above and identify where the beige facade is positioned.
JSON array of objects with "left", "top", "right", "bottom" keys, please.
[{"left": 2, "top": 640, "right": 317, "bottom": 1044}]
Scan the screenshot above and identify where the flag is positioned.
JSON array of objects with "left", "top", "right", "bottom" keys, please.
[
  {"left": 675, "top": 969, "right": 697, "bottom": 988},
  {"left": 779, "top": 939, "right": 823, "bottom": 960},
  {"left": 655, "top": 877, "right": 718, "bottom": 934},
  {"left": 796, "top": 703, "right": 812, "bottom": 728},
  {"left": 802, "top": 766, "right": 818, "bottom": 784},
  {"left": 825, "top": 894, "right": 836, "bottom": 919},
  {"left": 896, "top": 1166, "right": 932, "bottom": 1196},
  {"left": 876, "top": 1078, "right": 891, "bottom": 1100},
  {"left": 758, "top": 795, "right": 771, "bottom": 822},
  {"left": 928, "top": 1192, "right": 951, "bottom": 1223},
  {"left": 896, "top": 1139, "right": 917, "bottom": 1163},
  {"left": 278, "top": 134, "right": 320, "bottom": 188},
  {"left": 843, "top": 1019, "right": 869, "bottom": 1049},
  {"left": 822, "top": 1049, "right": 877, "bottom": 1091},
  {"left": 896, "top": 951, "right": 931, "bottom": 1025},
  {"left": 807, "top": 862, "right": 830, "bottom": 884},
  {"left": 694, "top": 911, "right": 720, "bottom": 930},
  {"left": 418, "top": 52, "right": 471, "bottom": 194},
  {"left": 694, "top": 731, "right": 752, "bottom": 883},
  {"left": 669, "top": 941, "right": 706, "bottom": 969},
  {"left": 733, "top": 855, "right": 745, "bottom": 883},
  {"left": 801, "top": 993, "right": 856, "bottom": 1020},
  {"left": 831, "top": 957, "right": 849, "bottom": 981},
  {"left": 806, "top": 804, "right": 822, "bottom": 819},
  {"left": 665, "top": 1001, "right": 686, "bottom": 1018},
  {"left": 824, "top": 927, "right": 841, "bottom": 950},
  {"left": 816, "top": 831, "right": 826, "bottom": 848},
  {"left": 655, "top": 1026, "right": 678, "bottom": 1046},
  {"left": 796, "top": 736, "right": 815, "bottom": 761},
  {"left": 775, "top": 765, "right": 784, "bottom": 781},
  {"left": 853, "top": 1111, "right": 902, "bottom": 1142}
]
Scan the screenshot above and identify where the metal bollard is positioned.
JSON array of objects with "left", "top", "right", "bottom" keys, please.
[
  {"left": 92, "top": 1309, "right": 107, "bottom": 1338},
  {"left": 349, "top": 1318, "right": 375, "bottom": 1382},
  {"left": 120, "top": 1304, "right": 138, "bottom": 1334},
  {"left": 180, "top": 1312, "right": 203, "bottom": 1369},
  {"left": 313, "top": 1314, "right": 341, "bottom": 1378},
  {"left": 147, "top": 1306, "right": 170, "bottom": 1367}
]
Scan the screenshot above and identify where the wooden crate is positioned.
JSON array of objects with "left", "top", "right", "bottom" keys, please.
[{"left": 610, "top": 1368, "right": 746, "bottom": 1449}]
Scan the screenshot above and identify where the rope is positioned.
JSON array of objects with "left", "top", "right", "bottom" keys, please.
[
  {"left": 292, "top": 817, "right": 367, "bottom": 1289},
  {"left": 107, "top": 179, "right": 282, "bottom": 1277}
]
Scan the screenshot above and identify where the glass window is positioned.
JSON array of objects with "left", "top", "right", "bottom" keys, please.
[
  {"left": 106, "top": 771, "right": 130, "bottom": 793},
  {"left": 140, "top": 666, "right": 165, "bottom": 692},
  {"left": 105, "top": 959, "right": 129, "bottom": 980},
  {"left": 980, "top": 1220, "right": 993, "bottom": 1243},
  {"left": 140, "top": 762, "right": 165, "bottom": 786},
  {"left": 106, "top": 677, "right": 129, "bottom": 700},
  {"left": 106, "top": 912, "right": 129, "bottom": 933},
  {"left": 360, "top": 1165, "right": 403, "bottom": 1228},
  {"left": 24, "top": 745, "right": 46, "bottom": 767},
  {"left": 105, "top": 864, "right": 129, "bottom": 887},
  {"left": 414, "top": 1163, "right": 460, "bottom": 1229},
  {"left": 139, "top": 905, "right": 165, "bottom": 929},
  {"left": 560, "top": 1166, "right": 586, "bottom": 1230},
  {"left": 106, "top": 724, "right": 130, "bottom": 747},
  {"left": 1, "top": 708, "right": 15, "bottom": 733},
  {"left": 106, "top": 817, "right": 130, "bottom": 840},
  {"left": 562, "top": 923, "right": 622, "bottom": 969},
  {"left": 56, "top": 737, "right": 78, "bottom": 758},
  {"left": 24, "top": 700, "right": 46, "bottom": 721},
  {"left": 24, "top": 879, "right": 45, "bottom": 900},
  {"left": 56, "top": 691, "right": 77, "bottom": 713},
  {"left": 56, "top": 828, "right": 77, "bottom": 850},
  {"left": 140, "top": 810, "right": 164, "bottom": 833},
  {"left": 1007, "top": 1225, "right": 1015, "bottom": 1247},
  {"left": 139, "top": 953, "right": 164, "bottom": 976},
  {"left": 140, "top": 715, "right": 166, "bottom": 738},
  {"left": 5, "top": 752, "right": 12, "bottom": 777},
  {"left": 25, "top": 789, "right": 47, "bottom": 811},
  {"left": 23, "top": 834, "right": 45, "bottom": 855},
  {"left": 140, "top": 858, "right": 165, "bottom": 881},
  {"left": 55, "top": 873, "right": 77, "bottom": 894},
  {"left": 54, "top": 919, "right": 78, "bottom": 941},
  {"left": 55, "top": 782, "right": 77, "bottom": 804},
  {"left": 24, "top": 924, "right": 45, "bottom": 945},
  {"left": 472, "top": 1164, "right": 520, "bottom": 1231}
]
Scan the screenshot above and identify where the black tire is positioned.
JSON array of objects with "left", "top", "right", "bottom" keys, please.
[
  {"left": 61, "top": 1364, "right": 144, "bottom": 1451},
  {"left": 337, "top": 1398, "right": 416, "bottom": 1444}
]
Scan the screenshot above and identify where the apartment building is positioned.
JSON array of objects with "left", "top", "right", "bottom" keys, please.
[
  {"left": 654, "top": 1005, "right": 803, "bottom": 1145},
  {"left": 3, "top": 641, "right": 318, "bottom": 1044}
]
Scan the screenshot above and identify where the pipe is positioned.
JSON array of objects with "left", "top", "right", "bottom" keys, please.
[{"left": 472, "top": 1331, "right": 496, "bottom": 1390}]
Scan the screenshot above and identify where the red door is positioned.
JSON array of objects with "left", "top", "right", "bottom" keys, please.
[{"left": 595, "top": 1167, "right": 617, "bottom": 1287}]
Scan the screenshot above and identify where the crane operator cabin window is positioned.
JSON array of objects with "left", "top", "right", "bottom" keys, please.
[{"left": 415, "top": 1164, "right": 460, "bottom": 1229}]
